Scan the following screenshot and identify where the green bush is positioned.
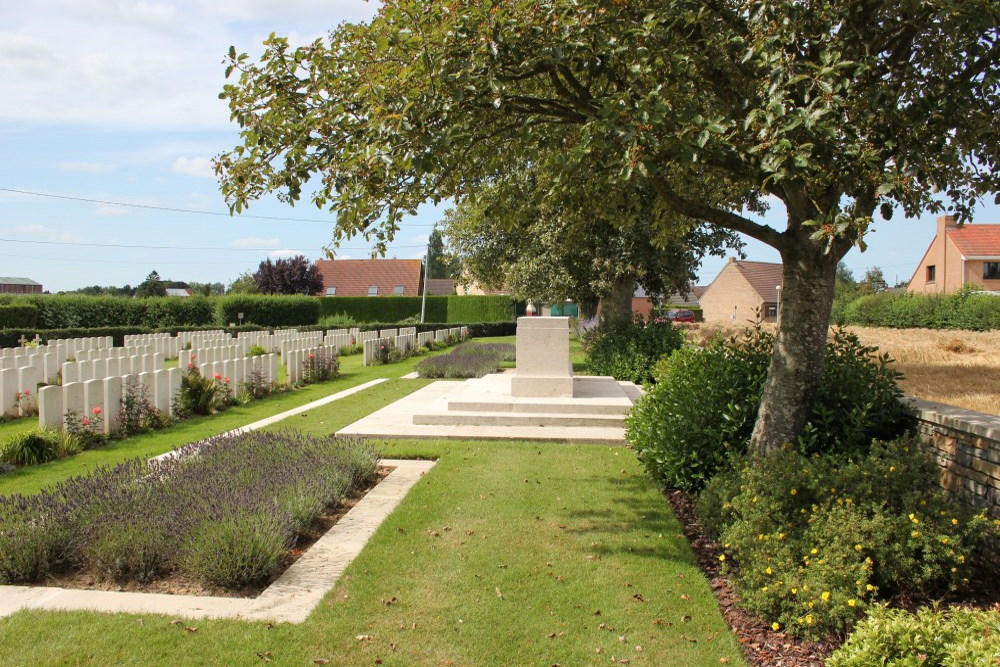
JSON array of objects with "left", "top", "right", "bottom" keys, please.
[
  {"left": 839, "top": 289, "right": 1000, "bottom": 330},
  {"left": 318, "top": 313, "right": 358, "bottom": 328},
  {"left": 318, "top": 295, "right": 514, "bottom": 323},
  {"left": 584, "top": 318, "right": 686, "bottom": 385},
  {"left": 0, "top": 431, "right": 60, "bottom": 466},
  {"left": 827, "top": 605, "right": 1000, "bottom": 667},
  {"left": 446, "top": 295, "right": 515, "bottom": 322},
  {"left": 0, "top": 304, "right": 38, "bottom": 328},
  {"left": 85, "top": 520, "right": 168, "bottom": 584},
  {"left": 626, "top": 325, "right": 912, "bottom": 491},
  {"left": 700, "top": 440, "right": 994, "bottom": 639},
  {"left": 0, "top": 500, "right": 67, "bottom": 583},
  {"left": 177, "top": 367, "right": 229, "bottom": 416},
  {"left": 183, "top": 511, "right": 290, "bottom": 588},
  {"left": 216, "top": 294, "right": 320, "bottom": 327},
  {"left": 246, "top": 344, "right": 268, "bottom": 356}
]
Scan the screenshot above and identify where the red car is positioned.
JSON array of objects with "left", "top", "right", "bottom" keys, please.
[{"left": 659, "top": 309, "right": 696, "bottom": 323}]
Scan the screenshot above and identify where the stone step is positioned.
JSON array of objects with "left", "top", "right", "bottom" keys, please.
[
  {"left": 413, "top": 411, "right": 626, "bottom": 428},
  {"left": 446, "top": 399, "right": 628, "bottom": 415}
]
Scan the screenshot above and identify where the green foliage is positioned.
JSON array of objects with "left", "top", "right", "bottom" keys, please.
[
  {"left": 246, "top": 344, "right": 268, "bottom": 356},
  {"left": 626, "top": 325, "right": 912, "bottom": 491},
  {"left": 177, "top": 367, "right": 229, "bottom": 416},
  {"left": 0, "top": 431, "right": 60, "bottom": 466},
  {"left": 839, "top": 289, "right": 1000, "bottom": 330},
  {"left": 827, "top": 605, "right": 1000, "bottom": 667},
  {"left": 700, "top": 440, "right": 994, "bottom": 639},
  {"left": 0, "top": 501, "right": 66, "bottom": 583},
  {"left": 2, "top": 295, "right": 216, "bottom": 329},
  {"left": 85, "top": 520, "right": 168, "bottom": 584},
  {"left": 0, "top": 304, "right": 38, "bottom": 328},
  {"left": 318, "top": 313, "right": 358, "bottom": 328},
  {"left": 584, "top": 318, "right": 686, "bottom": 386},
  {"left": 216, "top": 294, "right": 320, "bottom": 327},
  {"left": 318, "top": 295, "right": 513, "bottom": 323},
  {"left": 300, "top": 348, "right": 340, "bottom": 384},
  {"left": 183, "top": 511, "right": 289, "bottom": 588}
]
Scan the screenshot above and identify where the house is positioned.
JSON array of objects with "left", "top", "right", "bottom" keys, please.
[
  {"left": 314, "top": 259, "right": 424, "bottom": 296},
  {"left": 699, "top": 258, "right": 783, "bottom": 323},
  {"left": 425, "top": 278, "right": 456, "bottom": 296},
  {"left": 907, "top": 215, "right": 1000, "bottom": 294},
  {"left": 165, "top": 288, "right": 193, "bottom": 298},
  {"left": 631, "top": 286, "right": 706, "bottom": 320},
  {"left": 0, "top": 277, "right": 43, "bottom": 294}
]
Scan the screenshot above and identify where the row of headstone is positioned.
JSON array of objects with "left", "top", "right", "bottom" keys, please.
[
  {"left": 362, "top": 327, "right": 469, "bottom": 365},
  {"left": 279, "top": 332, "right": 325, "bottom": 365},
  {"left": 37, "top": 370, "right": 182, "bottom": 434},
  {"left": 61, "top": 353, "right": 163, "bottom": 384},
  {"left": 195, "top": 354, "right": 279, "bottom": 391}
]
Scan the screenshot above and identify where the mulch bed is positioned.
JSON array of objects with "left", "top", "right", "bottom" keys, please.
[
  {"left": 41, "top": 466, "right": 393, "bottom": 599},
  {"left": 664, "top": 489, "right": 838, "bottom": 667}
]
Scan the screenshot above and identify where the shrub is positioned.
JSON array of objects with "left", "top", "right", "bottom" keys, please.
[
  {"left": 627, "top": 324, "right": 912, "bottom": 491},
  {"left": 827, "top": 605, "right": 1000, "bottom": 667},
  {"left": 317, "top": 296, "right": 515, "bottom": 323},
  {"left": 416, "top": 343, "right": 507, "bottom": 378},
  {"left": 84, "top": 519, "right": 168, "bottom": 584},
  {"left": 453, "top": 341, "right": 515, "bottom": 362},
  {"left": 584, "top": 318, "right": 685, "bottom": 385},
  {"left": 0, "top": 494, "right": 68, "bottom": 583},
  {"left": 318, "top": 313, "right": 358, "bottom": 328},
  {"left": 0, "top": 431, "right": 59, "bottom": 466},
  {"left": 700, "top": 440, "right": 994, "bottom": 639},
  {"left": 216, "top": 294, "right": 320, "bottom": 327},
  {"left": 246, "top": 344, "right": 268, "bottom": 356},
  {"left": 184, "top": 510, "right": 291, "bottom": 588},
  {"left": 838, "top": 288, "right": 1000, "bottom": 331},
  {"left": 0, "top": 304, "right": 38, "bottom": 328},
  {"left": 176, "top": 366, "right": 228, "bottom": 416},
  {"left": 300, "top": 348, "right": 340, "bottom": 384},
  {"left": 119, "top": 374, "right": 168, "bottom": 436}
]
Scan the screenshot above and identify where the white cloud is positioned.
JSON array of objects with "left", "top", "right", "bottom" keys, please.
[
  {"left": 56, "top": 160, "right": 116, "bottom": 174},
  {"left": 11, "top": 224, "right": 48, "bottom": 235},
  {"left": 232, "top": 236, "right": 280, "bottom": 248},
  {"left": 267, "top": 248, "right": 298, "bottom": 259},
  {"left": 95, "top": 206, "right": 130, "bottom": 216},
  {"left": 171, "top": 156, "right": 215, "bottom": 178},
  {"left": 411, "top": 233, "right": 429, "bottom": 245}
]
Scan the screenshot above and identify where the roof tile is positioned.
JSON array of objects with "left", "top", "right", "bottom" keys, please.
[
  {"left": 314, "top": 259, "right": 423, "bottom": 296},
  {"left": 947, "top": 224, "right": 1000, "bottom": 258}
]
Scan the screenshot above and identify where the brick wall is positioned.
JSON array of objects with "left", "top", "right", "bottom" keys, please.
[
  {"left": 908, "top": 397, "right": 1000, "bottom": 566},
  {"left": 700, "top": 263, "right": 765, "bottom": 323}
]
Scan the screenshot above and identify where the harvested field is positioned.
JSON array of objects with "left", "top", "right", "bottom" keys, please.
[{"left": 678, "top": 323, "right": 1000, "bottom": 416}]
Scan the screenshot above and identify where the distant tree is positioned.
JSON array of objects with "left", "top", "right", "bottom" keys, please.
[
  {"left": 134, "top": 271, "right": 166, "bottom": 298},
  {"left": 253, "top": 255, "right": 323, "bottom": 295},
  {"left": 426, "top": 229, "right": 462, "bottom": 279},
  {"left": 227, "top": 272, "right": 260, "bottom": 295},
  {"left": 189, "top": 281, "right": 226, "bottom": 296},
  {"left": 858, "top": 267, "right": 889, "bottom": 295}
]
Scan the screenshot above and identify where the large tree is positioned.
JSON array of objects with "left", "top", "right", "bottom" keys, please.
[
  {"left": 445, "top": 167, "right": 740, "bottom": 321},
  {"left": 426, "top": 228, "right": 462, "bottom": 280},
  {"left": 253, "top": 255, "right": 323, "bottom": 295},
  {"left": 217, "top": 1, "right": 1000, "bottom": 454}
]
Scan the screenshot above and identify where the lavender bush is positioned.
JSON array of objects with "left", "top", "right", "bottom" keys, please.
[
  {"left": 416, "top": 342, "right": 512, "bottom": 379},
  {"left": 0, "top": 430, "right": 379, "bottom": 588}
]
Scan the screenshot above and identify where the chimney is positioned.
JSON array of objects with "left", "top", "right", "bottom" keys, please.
[{"left": 937, "top": 214, "right": 957, "bottom": 237}]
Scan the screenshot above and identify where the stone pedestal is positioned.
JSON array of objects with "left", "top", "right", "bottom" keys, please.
[{"left": 511, "top": 316, "right": 574, "bottom": 398}]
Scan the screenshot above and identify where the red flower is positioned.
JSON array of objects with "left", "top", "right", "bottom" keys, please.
[
  {"left": 23, "top": 389, "right": 31, "bottom": 396},
  {"left": 92, "top": 406, "right": 102, "bottom": 416},
  {"left": 379, "top": 345, "right": 386, "bottom": 351},
  {"left": 308, "top": 353, "right": 315, "bottom": 359},
  {"left": 213, "top": 372, "right": 222, "bottom": 380},
  {"left": 224, "top": 377, "right": 231, "bottom": 384},
  {"left": 82, "top": 417, "right": 91, "bottom": 426},
  {"left": 187, "top": 363, "right": 195, "bottom": 371}
]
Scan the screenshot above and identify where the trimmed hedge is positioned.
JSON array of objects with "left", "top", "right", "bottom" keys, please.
[
  {"left": 836, "top": 290, "right": 1000, "bottom": 330},
  {"left": 0, "top": 304, "right": 38, "bottom": 329},
  {"left": 215, "top": 295, "right": 320, "bottom": 327},
  {"left": 319, "top": 295, "right": 514, "bottom": 323},
  {"left": 4, "top": 295, "right": 216, "bottom": 329}
]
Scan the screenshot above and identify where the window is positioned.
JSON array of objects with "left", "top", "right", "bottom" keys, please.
[
  {"left": 325, "top": 286, "right": 337, "bottom": 296},
  {"left": 766, "top": 305, "right": 777, "bottom": 318},
  {"left": 368, "top": 285, "right": 379, "bottom": 296},
  {"left": 926, "top": 265, "right": 936, "bottom": 282},
  {"left": 394, "top": 285, "right": 405, "bottom": 295},
  {"left": 984, "top": 262, "right": 1000, "bottom": 280}
]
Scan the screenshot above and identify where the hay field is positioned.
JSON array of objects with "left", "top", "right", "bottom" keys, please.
[{"left": 680, "top": 323, "right": 1000, "bottom": 416}]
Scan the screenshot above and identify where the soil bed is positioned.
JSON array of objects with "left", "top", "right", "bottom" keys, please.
[{"left": 40, "top": 466, "right": 393, "bottom": 598}]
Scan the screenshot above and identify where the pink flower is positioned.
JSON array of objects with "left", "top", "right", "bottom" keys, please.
[
  {"left": 224, "top": 377, "right": 231, "bottom": 384},
  {"left": 23, "top": 389, "right": 31, "bottom": 396},
  {"left": 187, "top": 363, "right": 195, "bottom": 371},
  {"left": 308, "top": 353, "right": 315, "bottom": 360},
  {"left": 92, "top": 406, "right": 102, "bottom": 416},
  {"left": 213, "top": 372, "right": 222, "bottom": 380},
  {"left": 82, "top": 417, "right": 91, "bottom": 426},
  {"left": 379, "top": 345, "right": 386, "bottom": 351}
]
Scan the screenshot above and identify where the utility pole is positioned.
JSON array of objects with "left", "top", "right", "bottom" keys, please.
[{"left": 420, "top": 230, "right": 432, "bottom": 323}]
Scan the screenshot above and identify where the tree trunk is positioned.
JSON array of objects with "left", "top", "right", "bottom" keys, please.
[
  {"left": 748, "top": 239, "right": 843, "bottom": 456},
  {"left": 600, "top": 275, "right": 635, "bottom": 324}
]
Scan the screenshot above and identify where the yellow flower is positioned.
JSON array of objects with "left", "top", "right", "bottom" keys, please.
[
  {"left": 854, "top": 544, "right": 863, "bottom": 552},
  {"left": 912, "top": 531, "right": 921, "bottom": 538},
  {"left": 779, "top": 533, "right": 786, "bottom": 540},
  {"left": 752, "top": 496, "right": 758, "bottom": 503},
  {"left": 805, "top": 614, "right": 814, "bottom": 625},
  {"left": 791, "top": 588, "right": 798, "bottom": 595},
  {"left": 810, "top": 548, "right": 818, "bottom": 555},
  {"left": 719, "top": 555, "right": 726, "bottom": 562},
  {"left": 952, "top": 518, "right": 959, "bottom": 525},
  {"left": 959, "top": 555, "right": 966, "bottom": 563},
  {"left": 807, "top": 602, "right": 814, "bottom": 608},
  {"left": 865, "top": 584, "right": 875, "bottom": 591},
  {"left": 762, "top": 586, "right": 769, "bottom": 592},
  {"left": 941, "top": 538, "right": 949, "bottom": 545},
  {"left": 889, "top": 466, "right": 895, "bottom": 472},
  {"left": 765, "top": 567, "right": 773, "bottom": 575},
  {"left": 790, "top": 489, "right": 798, "bottom": 496},
  {"left": 771, "top": 622, "right": 780, "bottom": 631},
  {"left": 821, "top": 591, "right": 830, "bottom": 602},
  {"left": 847, "top": 599, "right": 857, "bottom": 607},
  {"left": 802, "top": 585, "right": 810, "bottom": 592}
]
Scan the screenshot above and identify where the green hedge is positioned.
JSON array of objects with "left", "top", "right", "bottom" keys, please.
[
  {"left": 215, "top": 295, "right": 320, "bottom": 327},
  {"left": 5, "top": 295, "right": 216, "bottom": 329},
  {"left": 837, "top": 290, "right": 1000, "bottom": 330},
  {"left": 0, "top": 304, "right": 38, "bottom": 329},
  {"left": 319, "top": 295, "right": 514, "bottom": 323}
]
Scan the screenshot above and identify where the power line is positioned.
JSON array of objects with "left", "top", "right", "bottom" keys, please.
[
  {"left": 0, "top": 253, "right": 251, "bottom": 267},
  {"left": 0, "top": 237, "right": 424, "bottom": 252},
  {"left": 0, "top": 187, "right": 441, "bottom": 226}
]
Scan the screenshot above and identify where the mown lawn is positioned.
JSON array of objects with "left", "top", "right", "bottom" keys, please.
[{"left": 0, "top": 334, "right": 744, "bottom": 665}]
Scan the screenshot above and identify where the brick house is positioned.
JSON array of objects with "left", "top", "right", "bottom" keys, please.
[
  {"left": 907, "top": 215, "right": 1000, "bottom": 294},
  {"left": 314, "top": 259, "right": 424, "bottom": 296},
  {"left": 631, "top": 286, "right": 705, "bottom": 321},
  {"left": 699, "top": 258, "right": 783, "bottom": 323},
  {"left": 0, "top": 277, "right": 43, "bottom": 294}
]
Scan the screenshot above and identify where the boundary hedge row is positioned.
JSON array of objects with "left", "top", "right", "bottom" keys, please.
[
  {"left": 318, "top": 295, "right": 515, "bottom": 323},
  {"left": 834, "top": 290, "right": 1000, "bottom": 331}
]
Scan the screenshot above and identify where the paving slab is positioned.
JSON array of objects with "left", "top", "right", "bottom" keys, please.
[{"left": 0, "top": 459, "right": 434, "bottom": 623}]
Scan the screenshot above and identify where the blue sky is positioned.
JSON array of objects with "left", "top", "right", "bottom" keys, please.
[{"left": 1, "top": 1, "right": 997, "bottom": 293}]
